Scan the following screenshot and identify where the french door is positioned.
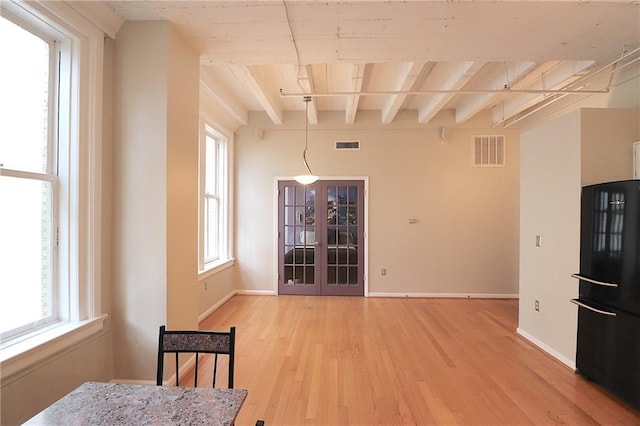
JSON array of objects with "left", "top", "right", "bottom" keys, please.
[{"left": 278, "top": 180, "right": 364, "bottom": 296}]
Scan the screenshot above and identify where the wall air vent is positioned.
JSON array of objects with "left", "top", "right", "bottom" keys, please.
[
  {"left": 335, "top": 140, "right": 360, "bottom": 150},
  {"left": 473, "top": 135, "right": 505, "bottom": 167}
]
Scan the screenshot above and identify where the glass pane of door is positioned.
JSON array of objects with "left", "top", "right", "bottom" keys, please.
[
  {"left": 326, "top": 185, "right": 360, "bottom": 289},
  {"left": 282, "top": 185, "right": 316, "bottom": 290}
]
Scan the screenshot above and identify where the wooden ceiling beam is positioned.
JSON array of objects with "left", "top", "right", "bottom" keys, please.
[
  {"left": 381, "top": 62, "right": 430, "bottom": 124},
  {"left": 418, "top": 61, "right": 484, "bottom": 124},
  {"left": 345, "top": 64, "right": 366, "bottom": 124},
  {"left": 492, "top": 60, "right": 595, "bottom": 125},
  {"left": 296, "top": 65, "right": 319, "bottom": 125},
  {"left": 232, "top": 65, "right": 283, "bottom": 125},
  {"left": 200, "top": 68, "right": 248, "bottom": 125},
  {"left": 455, "top": 61, "right": 537, "bottom": 124}
]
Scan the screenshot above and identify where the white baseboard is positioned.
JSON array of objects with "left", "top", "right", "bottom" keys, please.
[
  {"left": 368, "top": 292, "right": 518, "bottom": 299},
  {"left": 236, "top": 289, "right": 277, "bottom": 296},
  {"left": 198, "top": 290, "right": 239, "bottom": 323},
  {"left": 197, "top": 290, "right": 275, "bottom": 325},
  {"left": 207, "top": 291, "right": 516, "bottom": 299},
  {"left": 516, "top": 327, "right": 576, "bottom": 370}
]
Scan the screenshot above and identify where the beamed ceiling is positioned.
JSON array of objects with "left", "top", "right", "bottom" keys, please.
[{"left": 98, "top": 1, "right": 640, "bottom": 129}]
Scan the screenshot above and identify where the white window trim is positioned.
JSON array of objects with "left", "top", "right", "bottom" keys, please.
[
  {"left": 0, "top": 0, "right": 107, "bottom": 381},
  {"left": 198, "top": 258, "right": 236, "bottom": 281},
  {"left": 0, "top": 315, "right": 108, "bottom": 381},
  {"left": 198, "top": 118, "right": 235, "bottom": 276}
]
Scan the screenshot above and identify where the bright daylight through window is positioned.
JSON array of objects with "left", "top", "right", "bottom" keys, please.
[
  {"left": 0, "top": 14, "right": 56, "bottom": 341},
  {"left": 200, "top": 125, "right": 229, "bottom": 271}
]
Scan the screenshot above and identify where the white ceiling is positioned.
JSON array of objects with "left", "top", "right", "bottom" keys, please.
[{"left": 103, "top": 0, "right": 640, "bottom": 128}]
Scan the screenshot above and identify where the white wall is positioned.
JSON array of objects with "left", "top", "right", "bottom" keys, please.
[
  {"left": 581, "top": 109, "right": 640, "bottom": 186},
  {"left": 518, "top": 111, "right": 582, "bottom": 366},
  {"left": 234, "top": 110, "right": 520, "bottom": 297},
  {"left": 112, "top": 21, "right": 199, "bottom": 381},
  {"left": 165, "top": 23, "right": 200, "bottom": 330},
  {"left": 198, "top": 266, "right": 237, "bottom": 319},
  {"left": 519, "top": 107, "right": 640, "bottom": 367},
  {"left": 112, "top": 20, "right": 168, "bottom": 381}
]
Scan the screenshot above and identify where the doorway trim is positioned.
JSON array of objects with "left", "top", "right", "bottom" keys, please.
[{"left": 273, "top": 176, "right": 369, "bottom": 296}]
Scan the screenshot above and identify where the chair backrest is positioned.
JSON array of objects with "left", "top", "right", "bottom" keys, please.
[{"left": 156, "top": 325, "right": 236, "bottom": 388}]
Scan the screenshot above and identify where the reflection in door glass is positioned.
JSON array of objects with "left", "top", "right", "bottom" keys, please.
[
  {"left": 283, "top": 185, "right": 315, "bottom": 285},
  {"left": 326, "top": 185, "right": 359, "bottom": 285}
]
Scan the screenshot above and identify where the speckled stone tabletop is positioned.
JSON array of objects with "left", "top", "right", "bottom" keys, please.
[{"left": 24, "top": 381, "right": 248, "bottom": 425}]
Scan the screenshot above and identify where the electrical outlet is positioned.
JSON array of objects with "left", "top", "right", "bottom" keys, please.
[
  {"left": 535, "top": 300, "right": 540, "bottom": 311},
  {"left": 381, "top": 268, "right": 387, "bottom": 276}
]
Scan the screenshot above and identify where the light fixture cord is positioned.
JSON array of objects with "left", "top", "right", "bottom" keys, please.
[{"left": 302, "top": 96, "right": 313, "bottom": 175}]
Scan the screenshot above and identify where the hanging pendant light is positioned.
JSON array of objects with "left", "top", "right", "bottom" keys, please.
[{"left": 294, "top": 96, "right": 319, "bottom": 185}]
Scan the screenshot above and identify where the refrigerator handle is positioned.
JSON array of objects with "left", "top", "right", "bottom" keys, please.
[
  {"left": 570, "top": 273, "right": 618, "bottom": 288},
  {"left": 570, "top": 299, "right": 617, "bottom": 317}
]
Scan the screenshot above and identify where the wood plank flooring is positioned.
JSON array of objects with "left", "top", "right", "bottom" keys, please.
[{"left": 189, "top": 295, "right": 640, "bottom": 425}]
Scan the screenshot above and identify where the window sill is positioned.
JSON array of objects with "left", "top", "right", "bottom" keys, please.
[
  {"left": 199, "top": 258, "right": 236, "bottom": 281},
  {"left": 0, "top": 314, "right": 109, "bottom": 382}
]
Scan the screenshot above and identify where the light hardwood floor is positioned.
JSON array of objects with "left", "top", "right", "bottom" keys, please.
[{"left": 188, "top": 295, "right": 640, "bottom": 425}]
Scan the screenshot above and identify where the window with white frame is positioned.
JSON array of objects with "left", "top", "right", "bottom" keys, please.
[
  {"left": 0, "top": 0, "right": 104, "bottom": 373},
  {"left": 199, "top": 123, "right": 230, "bottom": 271},
  {"left": 0, "top": 11, "right": 62, "bottom": 341}
]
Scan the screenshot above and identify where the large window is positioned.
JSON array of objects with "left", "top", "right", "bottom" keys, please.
[
  {"left": 199, "top": 123, "right": 231, "bottom": 271},
  {"left": 0, "top": 0, "right": 105, "bottom": 377},
  {"left": 0, "top": 11, "right": 61, "bottom": 341}
]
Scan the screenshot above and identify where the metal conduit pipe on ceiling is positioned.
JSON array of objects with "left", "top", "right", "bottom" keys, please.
[{"left": 279, "top": 46, "right": 640, "bottom": 99}]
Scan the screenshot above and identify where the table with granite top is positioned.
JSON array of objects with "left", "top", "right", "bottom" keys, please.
[{"left": 24, "top": 381, "right": 247, "bottom": 425}]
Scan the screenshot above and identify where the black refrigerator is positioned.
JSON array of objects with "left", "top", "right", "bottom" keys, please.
[{"left": 572, "top": 179, "right": 640, "bottom": 412}]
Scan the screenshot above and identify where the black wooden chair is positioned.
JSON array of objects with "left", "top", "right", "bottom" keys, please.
[{"left": 156, "top": 325, "right": 236, "bottom": 388}]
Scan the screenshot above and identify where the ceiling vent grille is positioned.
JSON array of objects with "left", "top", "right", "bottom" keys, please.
[
  {"left": 474, "top": 135, "right": 505, "bottom": 167},
  {"left": 335, "top": 140, "right": 360, "bottom": 150}
]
